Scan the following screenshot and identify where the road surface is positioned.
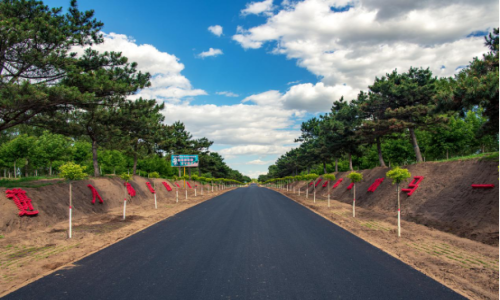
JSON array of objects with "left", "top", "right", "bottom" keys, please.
[{"left": 2, "top": 185, "right": 464, "bottom": 300}]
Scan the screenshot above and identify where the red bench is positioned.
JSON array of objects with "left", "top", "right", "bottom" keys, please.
[
  {"left": 186, "top": 182, "right": 192, "bottom": 189},
  {"left": 146, "top": 182, "right": 156, "bottom": 194},
  {"left": 368, "top": 178, "right": 384, "bottom": 192},
  {"left": 401, "top": 176, "right": 424, "bottom": 196},
  {"left": 6, "top": 189, "right": 39, "bottom": 216},
  {"left": 125, "top": 182, "right": 136, "bottom": 197},
  {"left": 332, "top": 178, "right": 343, "bottom": 189},
  {"left": 162, "top": 182, "right": 173, "bottom": 191},
  {"left": 322, "top": 181, "right": 329, "bottom": 188},
  {"left": 314, "top": 179, "right": 322, "bottom": 187},
  {"left": 347, "top": 182, "right": 354, "bottom": 190},
  {"left": 87, "top": 184, "right": 104, "bottom": 204},
  {"left": 471, "top": 184, "right": 495, "bottom": 188}
]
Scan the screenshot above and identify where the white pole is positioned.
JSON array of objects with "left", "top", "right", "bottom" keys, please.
[
  {"left": 176, "top": 190, "right": 179, "bottom": 203},
  {"left": 195, "top": 188, "right": 197, "bottom": 197},
  {"left": 314, "top": 191, "right": 316, "bottom": 203},
  {"left": 306, "top": 187, "right": 308, "bottom": 198},
  {"left": 154, "top": 193, "right": 157, "bottom": 209},
  {"left": 69, "top": 182, "right": 72, "bottom": 239},
  {"left": 353, "top": 183, "right": 356, "bottom": 218},
  {"left": 123, "top": 199, "right": 127, "bottom": 220},
  {"left": 397, "top": 184, "right": 401, "bottom": 237},
  {"left": 299, "top": 188, "right": 301, "bottom": 196},
  {"left": 185, "top": 189, "right": 187, "bottom": 200},
  {"left": 328, "top": 194, "right": 330, "bottom": 207}
]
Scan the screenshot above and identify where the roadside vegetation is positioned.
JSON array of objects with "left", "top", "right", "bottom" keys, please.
[
  {"left": 0, "top": 0, "right": 250, "bottom": 184},
  {"left": 258, "top": 28, "right": 499, "bottom": 181}
]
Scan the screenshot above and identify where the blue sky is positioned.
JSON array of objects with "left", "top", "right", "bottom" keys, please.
[{"left": 45, "top": 0, "right": 497, "bottom": 178}]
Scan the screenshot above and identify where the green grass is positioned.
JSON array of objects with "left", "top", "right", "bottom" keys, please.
[
  {"left": 0, "top": 176, "right": 64, "bottom": 188},
  {"left": 436, "top": 151, "right": 499, "bottom": 163}
]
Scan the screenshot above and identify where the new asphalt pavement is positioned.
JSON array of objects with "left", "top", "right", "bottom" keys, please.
[{"left": 2, "top": 184, "right": 464, "bottom": 300}]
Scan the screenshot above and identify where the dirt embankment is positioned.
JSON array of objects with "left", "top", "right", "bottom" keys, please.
[
  {"left": 293, "top": 160, "right": 499, "bottom": 245},
  {"left": 0, "top": 176, "right": 212, "bottom": 233}
]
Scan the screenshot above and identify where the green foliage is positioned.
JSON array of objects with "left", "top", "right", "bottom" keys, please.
[
  {"left": 347, "top": 172, "right": 363, "bottom": 183},
  {"left": 149, "top": 172, "right": 160, "bottom": 178},
  {"left": 386, "top": 167, "right": 412, "bottom": 184},
  {"left": 304, "top": 173, "right": 319, "bottom": 181},
  {"left": 120, "top": 173, "right": 133, "bottom": 182},
  {"left": 60, "top": 162, "right": 88, "bottom": 181},
  {"left": 323, "top": 174, "right": 336, "bottom": 181}
]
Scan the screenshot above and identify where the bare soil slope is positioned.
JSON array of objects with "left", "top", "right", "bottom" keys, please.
[
  {"left": 295, "top": 160, "right": 499, "bottom": 245},
  {"left": 0, "top": 176, "right": 209, "bottom": 233}
]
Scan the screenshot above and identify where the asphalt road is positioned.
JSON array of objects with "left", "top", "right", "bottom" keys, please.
[{"left": 3, "top": 185, "right": 464, "bottom": 300}]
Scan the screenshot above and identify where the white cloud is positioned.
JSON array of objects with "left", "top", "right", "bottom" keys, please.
[
  {"left": 247, "top": 159, "right": 274, "bottom": 165},
  {"left": 197, "top": 48, "right": 224, "bottom": 58},
  {"left": 220, "top": 145, "right": 295, "bottom": 157},
  {"left": 72, "top": 32, "right": 207, "bottom": 103},
  {"left": 245, "top": 170, "right": 268, "bottom": 178},
  {"left": 242, "top": 82, "right": 356, "bottom": 113},
  {"left": 208, "top": 25, "right": 223, "bottom": 37},
  {"left": 233, "top": 0, "right": 496, "bottom": 102},
  {"left": 241, "top": 0, "right": 275, "bottom": 16},
  {"left": 216, "top": 91, "right": 240, "bottom": 97},
  {"left": 161, "top": 103, "right": 300, "bottom": 146}
]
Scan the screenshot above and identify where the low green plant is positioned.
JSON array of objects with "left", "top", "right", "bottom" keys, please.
[
  {"left": 386, "top": 167, "right": 412, "bottom": 237},
  {"left": 120, "top": 173, "right": 133, "bottom": 182},
  {"left": 347, "top": 172, "right": 363, "bottom": 217},
  {"left": 149, "top": 172, "right": 160, "bottom": 178}
]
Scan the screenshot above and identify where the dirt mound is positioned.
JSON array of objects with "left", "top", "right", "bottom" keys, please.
[
  {"left": 294, "top": 160, "right": 499, "bottom": 245},
  {"left": 0, "top": 176, "right": 210, "bottom": 233}
]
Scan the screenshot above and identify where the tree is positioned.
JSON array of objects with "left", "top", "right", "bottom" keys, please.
[
  {"left": 386, "top": 167, "right": 411, "bottom": 237},
  {"left": 370, "top": 67, "right": 445, "bottom": 163},
  {"left": 437, "top": 28, "right": 498, "bottom": 136},
  {"left": 321, "top": 97, "right": 363, "bottom": 170},
  {"left": 60, "top": 162, "right": 88, "bottom": 238},
  {"left": 0, "top": 0, "right": 103, "bottom": 131},
  {"left": 35, "top": 49, "right": 151, "bottom": 177},
  {"left": 347, "top": 172, "right": 363, "bottom": 217},
  {"left": 114, "top": 98, "right": 165, "bottom": 175},
  {"left": 0, "top": 134, "right": 35, "bottom": 177},
  {"left": 323, "top": 174, "right": 336, "bottom": 207},
  {"left": 120, "top": 173, "right": 133, "bottom": 220},
  {"left": 34, "top": 131, "right": 73, "bottom": 175}
]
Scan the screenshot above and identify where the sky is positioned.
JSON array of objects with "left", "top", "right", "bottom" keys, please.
[{"left": 45, "top": 0, "right": 498, "bottom": 179}]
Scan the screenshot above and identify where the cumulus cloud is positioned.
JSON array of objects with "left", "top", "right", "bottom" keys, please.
[
  {"left": 208, "top": 25, "right": 223, "bottom": 37},
  {"left": 72, "top": 32, "right": 207, "bottom": 103},
  {"left": 233, "top": 0, "right": 496, "bottom": 98},
  {"left": 216, "top": 91, "right": 240, "bottom": 97},
  {"left": 161, "top": 103, "right": 301, "bottom": 146},
  {"left": 220, "top": 145, "right": 296, "bottom": 157},
  {"left": 242, "top": 82, "right": 356, "bottom": 113},
  {"left": 247, "top": 159, "right": 274, "bottom": 165},
  {"left": 197, "top": 48, "right": 224, "bottom": 58},
  {"left": 241, "top": 0, "right": 275, "bottom": 16}
]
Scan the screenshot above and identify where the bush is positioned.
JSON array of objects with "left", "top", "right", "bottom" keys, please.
[{"left": 60, "top": 162, "right": 88, "bottom": 181}]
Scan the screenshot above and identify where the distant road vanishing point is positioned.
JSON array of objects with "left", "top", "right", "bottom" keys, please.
[{"left": 3, "top": 184, "right": 464, "bottom": 300}]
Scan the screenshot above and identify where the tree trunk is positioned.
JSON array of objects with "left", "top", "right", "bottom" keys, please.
[
  {"left": 335, "top": 158, "right": 338, "bottom": 172},
  {"left": 178, "top": 167, "right": 181, "bottom": 177},
  {"left": 348, "top": 153, "right": 353, "bottom": 171},
  {"left": 307, "top": 166, "right": 310, "bottom": 174},
  {"left": 376, "top": 137, "right": 386, "bottom": 167},
  {"left": 133, "top": 153, "right": 138, "bottom": 175},
  {"left": 188, "top": 168, "right": 191, "bottom": 179},
  {"left": 446, "top": 149, "right": 449, "bottom": 160},
  {"left": 14, "top": 160, "right": 16, "bottom": 178},
  {"left": 92, "top": 139, "right": 99, "bottom": 177},
  {"left": 323, "top": 161, "right": 327, "bottom": 174},
  {"left": 409, "top": 128, "right": 423, "bottom": 163},
  {"left": 49, "top": 161, "right": 53, "bottom": 176},
  {"left": 198, "top": 168, "right": 201, "bottom": 176},
  {"left": 25, "top": 158, "right": 29, "bottom": 177}
]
